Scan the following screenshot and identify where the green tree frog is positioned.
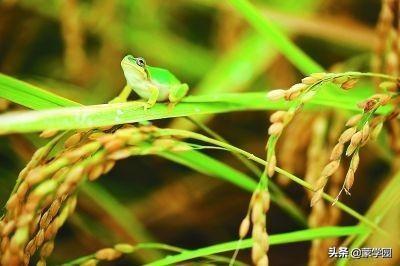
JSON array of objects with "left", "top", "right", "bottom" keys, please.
[{"left": 110, "top": 55, "right": 189, "bottom": 108}]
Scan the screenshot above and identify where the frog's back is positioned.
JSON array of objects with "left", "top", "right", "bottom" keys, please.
[{"left": 148, "top": 66, "right": 181, "bottom": 85}]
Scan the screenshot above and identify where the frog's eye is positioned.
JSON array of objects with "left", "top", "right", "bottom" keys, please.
[{"left": 135, "top": 57, "right": 146, "bottom": 67}]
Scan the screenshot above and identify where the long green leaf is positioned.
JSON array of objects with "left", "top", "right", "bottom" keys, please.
[
  {"left": 228, "top": 0, "right": 323, "bottom": 74},
  {"left": 0, "top": 73, "right": 80, "bottom": 109},
  {"left": 146, "top": 226, "right": 366, "bottom": 266},
  {"left": 1, "top": 88, "right": 389, "bottom": 135}
]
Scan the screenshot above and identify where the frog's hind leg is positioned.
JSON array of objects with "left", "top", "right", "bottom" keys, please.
[
  {"left": 109, "top": 84, "right": 131, "bottom": 103},
  {"left": 168, "top": 83, "right": 189, "bottom": 110}
]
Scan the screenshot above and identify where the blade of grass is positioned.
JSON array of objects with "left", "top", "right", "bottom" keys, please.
[
  {"left": 0, "top": 73, "right": 81, "bottom": 109},
  {"left": 228, "top": 0, "right": 323, "bottom": 74},
  {"left": 146, "top": 226, "right": 366, "bottom": 266},
  {"left": 1, "top": 87, "right": 390, "bottom": 134}
]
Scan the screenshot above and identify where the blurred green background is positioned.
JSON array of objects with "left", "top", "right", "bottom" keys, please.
[{"left": 0, "top": 0, "right": 388, "bottom": 265}]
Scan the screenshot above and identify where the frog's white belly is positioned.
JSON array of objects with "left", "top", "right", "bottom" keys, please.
[{"left": 132, "top": 80, "right": 170, "bottom": 102}]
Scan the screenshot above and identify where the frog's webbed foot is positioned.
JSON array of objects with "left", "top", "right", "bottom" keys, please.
[{"left": 142, "top": 86, "right": 159, "bottom": 111}]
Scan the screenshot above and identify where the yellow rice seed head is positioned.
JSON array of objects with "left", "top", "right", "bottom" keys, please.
[
  {"left": 260, "top": 232, "right": 269, "bottom": 252},
  {"left": 256, "top": 255, "right": 269, "bottom": 266},
  {"left": 284, "top": 90, "right": 301, "bottom": 101},
  {"left": 381, "top": 94, "right": 392, "bottom": 106},
  {"left": 288, "top": 83, "right": 308, "bottom": 93},
  {"left": 80, "top": 259, "right": 99, "bottom": 266},
  {"left": 345, "top": 114, "right": 363, "bottom": 127},
  {"left": 114, "top": 243, "right": 135, "bottom": 254},
  {"left": 314, "top": 176, "right": 327, "bottom": 191},
  {"left": 6, "top": 194, "right": 19, "bottom": 211},
  {"left": 33, "top": 179, "right": 58, "bottom": 197},
  {"left": 103, "top": 161, "right": 116, "bottom": 174},
  {"left": 139, "top": 124, "right": 158, "bottom": 133},
  {"left": 239, "top": 215, "right": 250, "bottom": 238},
  {"left": 108, "top": 149, "right": 132, "bottom": 160},
  {"left": 16, "top": 182, "right": 29, "bottom": 200},
  {"left": 301, "top": 76, "right": 318, "bottom": 85},
  {"left": 371, "top": 93, "right": 392, "bottom": 105},
  {"left": 88, "top": 132, "right": 106, "bottom": 140},
  {"left": 39, "top": 213, "right": 49, "bottom": 229},
  {"left": 1, "top": 236, "right": 10, "bottom": 252},
  {"left": 104, "top": 139, "right": 125, "bottom": 153},
  {"left": 379, "top": 81, "right": 397, "bottom": 92},
  {"left": 268, "top": 123, "right": 283, "bottom": 136},
  {"left": 56, "top": 183, "right": 71, "bottom": 198},
  {"left": 170, "top": 142, "right": 192, "bottom": 152},
  {"left": 95, "top": 248, "right": 122, "bottom": 261},
  {"left": 88, "top": 164, "right": 104, "bottom": 181},
  {"left": 44, "top": 221, "right": 58, "bottom": 240},
  {"left": 359, "top": 99, "right": 378, "bottom": 112},
  {"left": 269, "top": 111, "right": 286, "bottom": 123},
  {"left": 340, "top": 79, "right": 358, "bottom": 90},
  {"left": 321, "top": 160, "right": 340, "bottom": 178},
  {"left": 251, "top": 243, "right": 265, "bottom": 263},
  {"left": 153, "top": 139, "right": 176, "bottom": 150},
  {"left": 252, "top": 224, "right": 264, "bottom": 241},
  {"left": 36, "top": 229, "right": 45, "bottom": 247},
  {"left": 99, "top": 125, "right": 114, "bottom": 131},
  {"left": 351, "top": 152, "right": 360, "bottom": 171},
  {"left": 361, "top": 124, "right": 370, "bottom": 143},
  {"left": 345, "top": 143, "right": 357, "bottom": 156},
  {"left": 40, "top": 241, "right": 54, "bottom": 258},
  {"left": 25, "top": 239, "right": 35, "bottom": 255},
  {"left": 2, "top": 221, "right": 16, "bottom": 236},
  {"left": 39, "top": 130, "right": 58, "bottom": 139},
  {"left": 115, "top": 128, "right": 138, "bottom": 138},
  {"left": 267, "top": 155, "right": 276, "bottom": 177},
  {"left": 49, "top": 200, "right": 61, "bottom": 218},
  {"left": 64, "top": 133, "right": 83, "bottom": 149},
  {"left": 251, "top": 201, "right": 264, "bottom": 224},
  {"left": 330, "top": 143, "right": 344, "bottom": 161},
  {"left": 267, "top": 89, "right": 286, "bottom": 101},
  {"left": 350, "top": 131, "right": 362, "bottom": 147},
  {"left": 97, "top": 134, "right": 115, "bottom": 145},
  {"left": 338, "top": 127, "right": 357, "bottom": 144},
  {"left": 345, "top": 169, "right": 355, "bottom": 191},
  {"left": 310, "top": 190, "right": 323, "bottom": 207},
  {"left": 310, "top": 72, "right": 327, "bottom": 79},
  {"left": 261, "top": 190, "right": 270, "bottom": 212},
  {"left": 332, "top": 76, "right": 348, "bottom": 84},
  {"left": 65, "top": 166, "right": 85, "bottom": 185},
  {"left": 26, "top": 167, "right": 46, "bottom": 186}
]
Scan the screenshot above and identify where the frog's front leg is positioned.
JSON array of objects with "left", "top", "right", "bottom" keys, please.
[
  {"left": 168, "top": 83, "right": 189, "bottom": 109},
  {"left": 109, "top": 84, "right": 132, "bottom": 103},
  {"left": 144, "top": 86, "right": 160, "bottom": 110}
]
